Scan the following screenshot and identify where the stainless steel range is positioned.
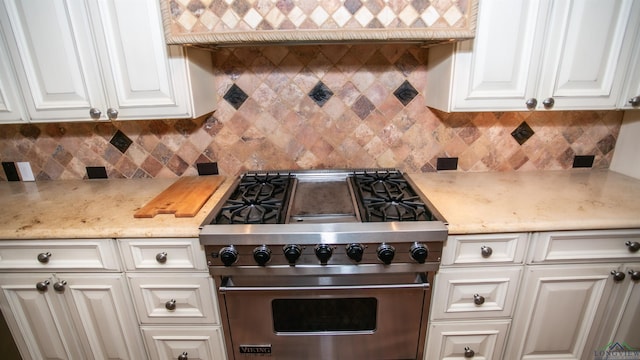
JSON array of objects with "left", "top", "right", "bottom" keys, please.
[{"left": 200, "top": 169, "right": 447, "bottom": 360}]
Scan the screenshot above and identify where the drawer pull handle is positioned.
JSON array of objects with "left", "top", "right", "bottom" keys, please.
[
  {"left": 473, "top": 294, "right": 485, "bottom": 305},
  {"left": 53, "top": 280, "right": 67, "bottom": 292},
  {"left": 464, "top": 347, "right": 475, "bottom": 358},
  {"left": 480, "top": 246, "right": 493, "bottom": 258},
  {"left": 525, "top": 98, "right": 537, "bottom": 110},
  {"left": 36, "top": 280, "right": 50, "bottom": 291},
  {"left": 178, "top": 352, "right": 188, "bottom": 360},
  {"left": 629, "top": 270, "right": 640, "bottom": 281},
  {"left": 625, "top": 241, "right": 640, "bottom": 253},
  {"left": 37, "top": 252, "right": 52, "bottom": 263},
  {"left": 165, "top": 299, "right": 177, "bottom": 310},
  {"left": 629, "top": 96, "right": 640, "bottom": 107},
  {"left": 611, "top": 270, "right": 626, "bottom": 282},
  {"left": 156, "top": 252, "right": 168, "bottom": 263},
  {"left": 542, "top": 97, "right": 555, "bottom": 109}
]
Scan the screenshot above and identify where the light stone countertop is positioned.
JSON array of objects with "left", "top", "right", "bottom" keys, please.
[
  {"left": 0, "top": 176, "right": 234, "bottom": 239},
  {"left": 1, "top": 170, "right": 639, "bottom": 240},
  {"left": 408, "top": 169, "right": 640, "bottom": 234}
]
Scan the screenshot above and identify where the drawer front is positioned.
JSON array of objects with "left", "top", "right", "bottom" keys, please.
[
  {"left": 0, "top": 239, "right": 120, "bottom": 271},
  {"left": 119, "top": 238, "right": 207, "bottom": 271},
  {"left": 528, "top": 229, "right": 640, "bottom": 264},
  {"left": 128, "top": 273, "right": 219, "bottom": 325},
  {"left": 425, "top": 320, "right": 510, "bottom": 360},
  {"left": 442, "top": 233, "right": 528, "bottom": 266},
  {"left": 141, "top": 326, "right": 227, "bottom": 360},
  {"left": 431, "top": 267, "right": 522, "bottom": 320}
]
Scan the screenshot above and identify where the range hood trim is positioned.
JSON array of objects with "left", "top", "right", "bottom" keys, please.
[{"left": 160, "top": 0, "right": 478, "bottom": 46}]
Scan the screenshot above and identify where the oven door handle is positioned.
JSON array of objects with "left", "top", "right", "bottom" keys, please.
[{"left": 218, "top": 273, "right": 430, "bottom": 292}]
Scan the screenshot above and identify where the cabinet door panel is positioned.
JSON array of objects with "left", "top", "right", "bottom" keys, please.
[
  {"left": 506, "top": 264, "right": 615, "bottom": 360},
  {"left": 90, "top": 0, "right": 191, "bottom": 119},
  {"left": 449, "top": 0, "right": 544, "bottom": 111},
  {"left": 62, "top": 273, "right": 146, "bottom": 360},
  {"left": 0, "top": 0, "right": 106, "bottom": 121},
  {"left": 538, "top": 0, "right": 639, "bottom": 109},
  {"left": 0, "top": 28, "right": 26, "bottom": 123},
  {"left": 0, "top": 274, "right": 85, "bottom": 360}
]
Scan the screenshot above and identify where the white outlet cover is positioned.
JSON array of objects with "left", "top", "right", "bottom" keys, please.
[{"left": 16, "top": 162, "right": 35, "bottom": 181}]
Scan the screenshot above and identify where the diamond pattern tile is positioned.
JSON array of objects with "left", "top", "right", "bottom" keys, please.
[
  {"left": 0, "top": 44, "right": 625, "bottom": 181},
  {"left": 308, "top": 81, "right": 334, "bottom": 107}
]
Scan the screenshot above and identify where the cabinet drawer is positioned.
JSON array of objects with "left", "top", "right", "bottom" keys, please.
[
  {"left": 119, "top": 238, "right": 207, "bottom": 271},
  {"left": 141, "top": 326, "right": 226, "bottom": 360},
  {"left": 431, "top": 267, "right": 521, "bottom": 320},
  {"left": 442, "top": 233, "right": 528, "bottom": 266},
  {"left": 424, "top": 320, "right": 510, "bottom": 360},
  {"left": 528, "top": 229, "right": 640, "bottom": 264},
  {"left": 0, "top": 239, "right": 120, "bottom": 271},
  {"left": 128, "top": 273, "right": 219, "bottom": 325}
]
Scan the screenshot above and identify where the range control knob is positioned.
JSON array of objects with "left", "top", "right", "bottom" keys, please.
[
  {"left": 315, "top": 244, "right": 333, "bottom": 264},
  {"left": 253, "top": 245, "right": 272, "bottom": 266},
  {"left": 219, "top": 246, "right": 238, "bottom": 266},
  {"left": 410, "top": 242, "right": 429, "bottom": 263},
  {"left": 346, "top": 243, "right": 365, "bottom": 262},
  {"left": 283, "top": 244, "right": 302, "bottom": 265},
  {"left": 377, "top": 244, "right": 395, "bottom": 265}
]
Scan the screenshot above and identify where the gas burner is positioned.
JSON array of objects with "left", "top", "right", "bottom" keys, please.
[
  {"left": 353, "top": 171, "right": 435, "bottom": 222},
  {"left": 214, "top": 173, "right": 293, "bottom": 224}
]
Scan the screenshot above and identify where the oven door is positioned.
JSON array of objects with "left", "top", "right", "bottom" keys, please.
[{"left": 218, "top": 272, "right": 431, "bottom": 360}]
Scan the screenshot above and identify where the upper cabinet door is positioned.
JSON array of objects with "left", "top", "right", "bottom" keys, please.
[
  {"left": 448, "top": 0, "right": 546, "bottom": 111},
  {"left": 537, "top": 0, "right": 640, "bottom": 110},
  {"left": 619, "top": 19, "right": 640, "bottom": 109},
  {"left": 0, "top": 0, "right": 108, "bottom": 121},
  {"left": 426, "top": 0, "right": 640, "bottom": 112},
  {"left": 87, "top": 0, "right": 192, "bottom": 120},
  {"left": 0, "top": 27, "right": 27, "bottom": 123}
]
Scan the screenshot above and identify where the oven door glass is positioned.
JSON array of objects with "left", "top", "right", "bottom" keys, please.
[
  {"left": 272, "top": 297, "right": 377, "bottom": 332},
  {"left": 219, "top": 274, "right": 429, "bottom": 360}
]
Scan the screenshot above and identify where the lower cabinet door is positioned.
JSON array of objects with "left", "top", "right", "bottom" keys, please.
[
  {"left": 0, "top": 273, "right": 86, "bottom": 360},
  {"left": 142, "top": 326, "right": 227, "bottom": 360},
  {"left": 424, "top": 320, "right": 510, "bottom": 360},
  {"left": 505, "top": 264, "right": 616, "bottom": 360}
]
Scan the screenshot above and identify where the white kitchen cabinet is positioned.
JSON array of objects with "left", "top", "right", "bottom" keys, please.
[
  {"left": 619, "top": 22, "right": 640, "bottom": 109},
  {"left": 426, "top": 0, "right": 640, "bottom": 112},
  {"left": 0, "top": 238, "right": 146, "bottom": 360},
  {"left": 426, "top": 233, "right": 528, "bottom": 359},
  {"left": 424, "top": 320, "right": 511, "bottom": 360},
  {"left": 0, "top": 0, "right": 216, "bottom": 122},
  {"left": 120, "top": 238, "right": 227, "bottom": 360},
  {"left": 505, "top": 229, "right": 640, "bottom": 359},
  {"left": 0, "top": 26, "right": 26, "bottom": 123},
  {"left": 142, "top": 326, "right": 227, "bottom": 360}
]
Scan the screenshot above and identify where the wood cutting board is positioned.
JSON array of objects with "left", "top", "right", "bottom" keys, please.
[{"left": 134, "top": 176, "right": 225, "bottom": 218}]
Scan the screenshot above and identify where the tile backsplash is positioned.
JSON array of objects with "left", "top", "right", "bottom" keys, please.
[{"left": 0, "top": 44, "right": 623, "bottom": 181}]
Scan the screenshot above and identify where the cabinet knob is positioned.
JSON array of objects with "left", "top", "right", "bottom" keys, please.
[
  {"left": 542, "top": 97, "right": 555, "bottom": 109},
  {"left": 156, "top": 252, "right": 168, "bottom": 263},
  {"left": 37, "top": 252, "right": 52, "bottom": 263},
  {"left": 629, "top": 270, "right": 640, "bottom": 281},
  {"left": 625, "top": 241, "right": 640, "bottom": 252},
  {"left": 165, "top": 299, "right": 177, "bottom": 311},
  {"left": 89, "top": 108, "right": 102, "bottom": 120},
  {"left": 611, "top": 270, "right": 626, "bottom": 282},
  {"left": 629, "top": 96, "right": 640, "bottom": 107},
  {"left": 473, "top": 294, "right": 485, "bottom": 305},
  {"left": 525, "top": 98, "right": 537, "bottom": 110},
  {"left": 53, "top": 280, "right": 67, "bottom": 292},
  {"left": 178, "top": 352, "right": 188, "bottom": 360},
  {"left": 36, "top": 280, "right": 50, "bottom": 291},
  {"left": 106, "top": 108, "right": 119, "bottom": 120},
  {"left": 480, "top": 246, "right": 493, "bottom": 258},
  {"left": 464, "top": 346, "right": 475, "bottom": 358}
]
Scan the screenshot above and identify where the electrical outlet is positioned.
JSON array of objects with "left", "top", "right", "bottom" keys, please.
[{"left": 16, "top": 162, "right": 35, "bottom": 181}]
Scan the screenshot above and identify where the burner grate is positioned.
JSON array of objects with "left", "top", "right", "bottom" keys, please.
[
  {"left": 215, "top": 173, "right": 293, "bottom": 224},
  {"left": 353, "top": 171, "right": 435, "bottom": 222}
]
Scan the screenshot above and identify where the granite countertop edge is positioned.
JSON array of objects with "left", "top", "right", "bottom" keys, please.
[{"left": 1, "top": 169, "right": 639, "bottom": 240}]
